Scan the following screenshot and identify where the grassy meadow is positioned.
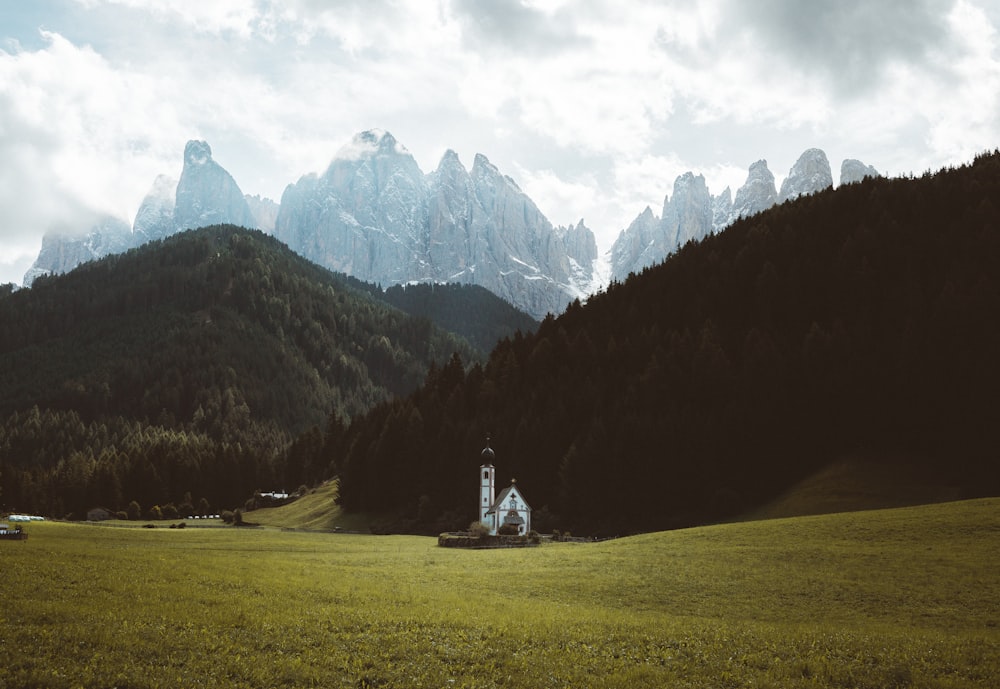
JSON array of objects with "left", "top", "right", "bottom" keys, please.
[{"left": 1, "top": 499, "right": 998, "bottom": 688}]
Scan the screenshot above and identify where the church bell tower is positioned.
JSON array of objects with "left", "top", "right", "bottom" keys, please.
[{"left": 479, "top": 436, "right": 496, "bottom": 527}]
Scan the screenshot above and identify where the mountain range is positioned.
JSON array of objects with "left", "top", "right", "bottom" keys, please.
[
  {"left": 22, "top": 132, "right": 877, "bottom": 320},
  {"left": 22, "top": 140, "right": 275, "bottom": 287},
  {"left": 22, "top": 133, "right": 596, "bottom": 320},
  {"left": 274, "top": 130, "right": 599, "bottom": 320},
  {"left": 608, "top": 149, "right": 880, "bottom": 281}
]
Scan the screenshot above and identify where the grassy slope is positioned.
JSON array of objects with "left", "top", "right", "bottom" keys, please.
[
  {"left": 247, "top": 481, "right": 344, "bottom": 530},
  {"left": 2, "top": 499, "right": 998, "bottom": 688},
  {"left": 247, "top": 480, "right": 388, "bottom": 533},
  {"left": 746, "top": 455, "right": 967, "bottom": 521}
]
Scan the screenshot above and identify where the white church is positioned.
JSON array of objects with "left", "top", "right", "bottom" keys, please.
[{"left": 478, "top": 438, "right": 532, "bottom": 535}]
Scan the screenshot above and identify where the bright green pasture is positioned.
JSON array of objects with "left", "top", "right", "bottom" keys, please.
[{"left": 2, "top": 499, "right": 998, "bottom": 688}]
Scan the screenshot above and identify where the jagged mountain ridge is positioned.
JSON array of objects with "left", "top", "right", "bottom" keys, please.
[
  {"left": 173, "top": 140, "right": 257, "bottom": 232},
  {"left": 22, "top": 141, "right": 276, "bottom": 287},
  {"left": 24, "top": 134, "right": 879, "bottom": 319},
  {"left": 609, "top": 148, "right": 880, "bottom": 281},
  {"left": 778, "top": 148, "right": 834, "bottom": 203},
  {"left": 274, "top": 130, "right": 598, "bottom": 320},
  {"left": 21, "top": 216, "right": 134, "bottom": 287},
  {"left": 23, "top": 131, "right": 596, "bottom": 320}
]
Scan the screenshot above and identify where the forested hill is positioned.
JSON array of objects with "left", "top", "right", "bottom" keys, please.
[
  {"left": 0, "top": 225, "right": 519, "bottom": 518},
  {"left": 332, "top": 151, "right": 1000, "bottom": 535},
  {"left": 364, "top": 282, "right": 538, "bottom": 355}
]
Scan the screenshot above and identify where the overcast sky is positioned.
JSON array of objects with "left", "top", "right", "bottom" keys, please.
[{"left": 2, "top": 0, "right": 999, "bottom": 286}]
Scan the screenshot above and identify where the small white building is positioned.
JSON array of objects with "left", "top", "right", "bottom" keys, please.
[{"left": 478, "top": 439, "right": 532, "bottom": 535}]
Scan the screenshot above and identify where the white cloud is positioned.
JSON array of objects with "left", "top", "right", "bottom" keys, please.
[
  {"left": 74, "top": 0, "right": 262, "bottom": 38},
  {"left": 512, "top": 164, "right": 604, "bottom": 227},
  {"left": 718, "top": 0, "right": 957, "bottom": 96},
  {"left": 925, "top": 1, "right": 1000, "bottom": 164},
  {"left": 0, "top": 29, "right": 186, "bottom": 281},
  {"left": 1, "top": 0, "right": 999, "bottom": 286}
]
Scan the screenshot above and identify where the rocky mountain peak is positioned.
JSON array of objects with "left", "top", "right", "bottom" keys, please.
[
  {"left": 778, "top": 148, "right": 833, "bottom": 203},
  {"left": 184, "top": 140, "right": 213, "bottom": 166},
  {"left": 175, "top": 140, "right": 255, "bottom": 231},
  {"left": 437, "top": 149, "right": 463, "bottom": 168},
  {"left": 663, "top": 172, "right": 713, "bottom": 249},
  {"left": 608, "top": 150, "right": 877, "bottom": 288},
  {"left": 23, "top": 139, "right": 271, "bottom": 288},
  {"left": 840, "top": 159, "right": 881, "bottom": 185},
  {"left": 132, "top": 174, "right": 177, "bottom": 244},
  {"left": 333, "top": 129, "right": 407, "bottom": 162},
  {"left": 430, "top": 151, "right": 469, "bottom": 191},
  {"left": 275, "top": 131, "right": 595, "bottom": 318},
  {"left": 712, "top": 187, "right": 733, "bottom": 233},
  {"left": 470, "top": 152, "right": 524, "bottom": 193},
  {"left": 324, "top": 130, "right": 425, "bottom": 208},
  {"left": 609, "top": 205, "right": 663, "bottom": 280},
  {"left": 560, "top": 218, "right": 598, "bottom": 262},
  {"left": 431, "top": 150, "right": 469, "bottom": 186},
  {"left": 471, "top": 152, "right": 498, "bottom": 176},
  {"left": 732, "top": 160, "right": 778, "bottom": 221},
  {"left": 23, "top": 215, "right": 133, "bottom": 287}
]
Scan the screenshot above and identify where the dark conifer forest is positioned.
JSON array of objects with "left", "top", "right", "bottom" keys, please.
[
  {"left": 368, "top": 282, "right": 538, "bottom": 355},
  {"left": 332, "top": 151, "right": 1000, "bottom": 534},
  {"left": 3, "top": 151, "right": 1000, "bottom": 534},
  {"left": 0, "top": 225, "right": 531, "bottom": 518}
]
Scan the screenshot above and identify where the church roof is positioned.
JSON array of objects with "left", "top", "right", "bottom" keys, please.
[{"left": 486, "top": 481, "right": 532, "bottom": 515}]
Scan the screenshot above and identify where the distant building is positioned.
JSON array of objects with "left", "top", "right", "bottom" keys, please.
[
  {"left": 0, "top": 522, "right": 27, "bottom": 540},
  {"left": 478, "top": 439, "right": 532, "bottom": 535}
]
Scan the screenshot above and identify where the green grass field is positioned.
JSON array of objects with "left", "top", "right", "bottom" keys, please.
[{"left": 2, "top": 498, "right": 998, "bottom": 688}]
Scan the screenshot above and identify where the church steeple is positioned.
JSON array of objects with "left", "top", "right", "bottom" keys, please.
[
  {"left": 479, "top": 435, "right": 496, "bottom": 527},
  {"left": 481, "top": 434, "right": 495, "bottom": 465}
]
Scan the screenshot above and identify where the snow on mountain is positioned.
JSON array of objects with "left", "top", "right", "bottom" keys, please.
[
  {"left": 174, "top": 140, "right": 256, "bottom": 232},
  {"left": 274, "top": 130, "right": 598, "bottom": 319},
  {"left": 559, "top": 219, "right": 599, "bottom": 295},
  {"left": 609, "top": 173, "right": 718, "bottom": 282},
  {"left": 778, "top": 148, "right": 833, "bottom": 203},
  {"left": 22, "top": 215, "right": 133, "bottom": 287},
  {"left": 132, "top": 174, "right": 176, "bottom": 245},
  {"left": 23, "top": 133, "right": 883, "bottom": 320},
  {"left": 712, "top": 187, "right": 733, "bottom": 234},
  {"left": 275, "top": 129, "right": 428, "bottom": 285},
  {"left": 662, "top": 172, "right": 714, "bottom": 249},
  {"left": 608, "top": 150, "right": 879, "bottom": 281},
  {"left": 609, "top": 206, "right": 661, "bottom": 280},
  {"left": 732, "top": 160, "right": 779, "bottom": 221}
]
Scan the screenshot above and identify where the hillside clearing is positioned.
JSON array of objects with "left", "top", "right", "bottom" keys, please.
[{"left": 247, "top": 480, "right": 345, "bottom": 530}]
